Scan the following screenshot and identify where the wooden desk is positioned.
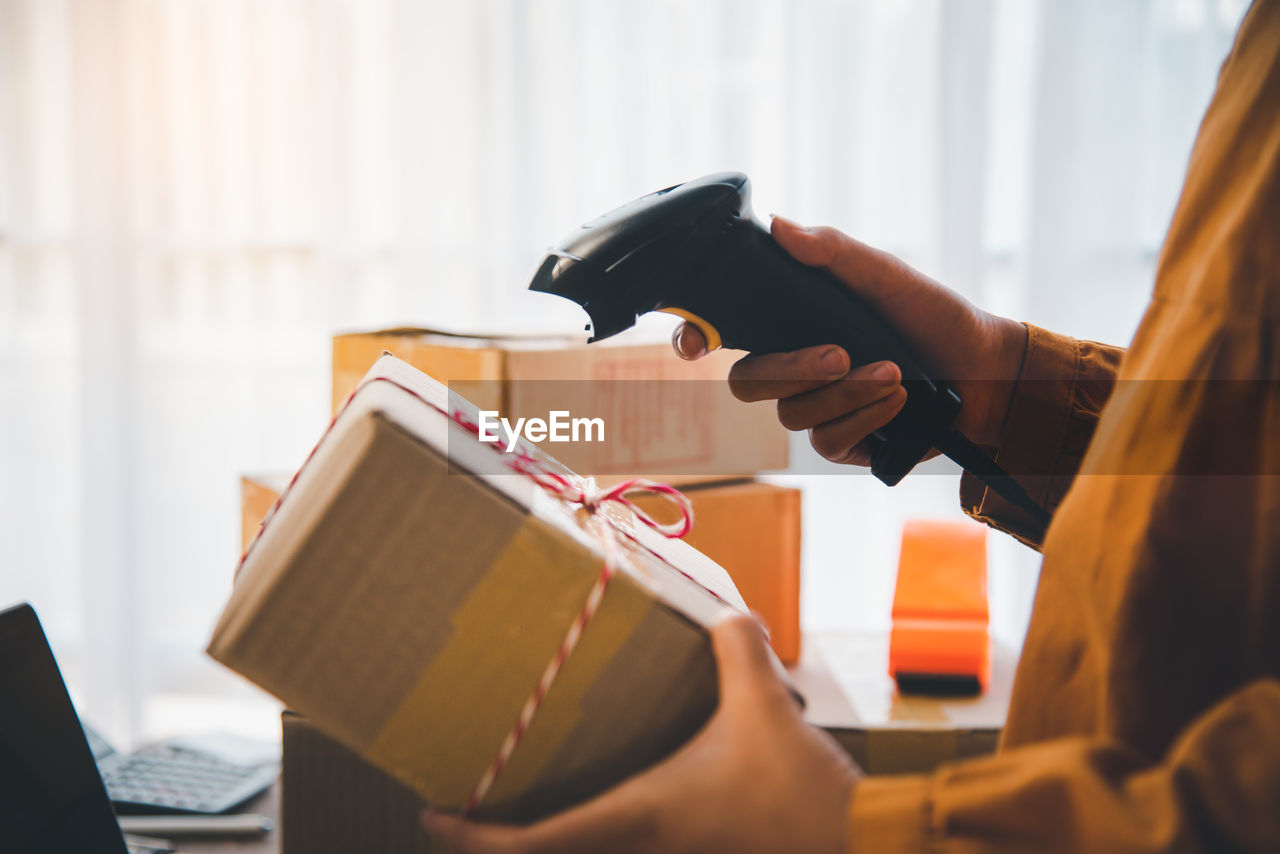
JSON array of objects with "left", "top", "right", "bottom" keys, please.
[{"left": 791, "top": 632, "right": 1013, "bottom": 773}]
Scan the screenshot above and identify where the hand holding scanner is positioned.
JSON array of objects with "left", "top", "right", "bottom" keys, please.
[{"left": 528, "top": 172, "right": 1049, "bottom": 525}]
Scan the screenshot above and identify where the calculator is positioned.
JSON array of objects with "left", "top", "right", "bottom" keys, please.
[{"left": 83, "top": 723, "right": 279, "bottom": 815}]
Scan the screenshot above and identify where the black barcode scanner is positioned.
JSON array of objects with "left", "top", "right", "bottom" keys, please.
[{"left": 529, "top": 172, "right": 1049, "bottom": 526}]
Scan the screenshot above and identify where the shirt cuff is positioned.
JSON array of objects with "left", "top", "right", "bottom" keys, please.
[
  {"left": 847, "top": 774, "right": 934, "bottom": 854},
  {"left": 960, "top": 324, "right": 1119, "bottom": 548}
]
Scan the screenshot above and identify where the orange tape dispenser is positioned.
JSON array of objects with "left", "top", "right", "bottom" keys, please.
[{"left": 889, "top": 519, "right": 990, "bottom": 694}]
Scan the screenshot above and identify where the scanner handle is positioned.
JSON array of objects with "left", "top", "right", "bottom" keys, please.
[{"left": 658, "top": 218, "right": 961, "bottom": 485}]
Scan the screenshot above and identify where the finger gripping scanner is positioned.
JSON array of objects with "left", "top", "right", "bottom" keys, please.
[{"left": 529, "top": 172, "right": 1049, "bottom": 526}]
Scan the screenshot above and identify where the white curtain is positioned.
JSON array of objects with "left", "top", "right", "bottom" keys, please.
[{"left": 0, "top": 0, "right": 1246, "bottom": 748}]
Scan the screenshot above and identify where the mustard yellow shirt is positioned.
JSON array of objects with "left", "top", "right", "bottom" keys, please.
[{"left": 851, "top": 1, "right": 1280, "bottom": 849}]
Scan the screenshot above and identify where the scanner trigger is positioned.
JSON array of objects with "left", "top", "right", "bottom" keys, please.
[{"left": 657, "top": 307, "right": 723, "bottom": 352}]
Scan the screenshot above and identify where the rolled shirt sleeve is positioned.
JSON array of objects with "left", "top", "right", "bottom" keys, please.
[{"left": 959, "top": 324, "right": 1125, "bottom": 549}]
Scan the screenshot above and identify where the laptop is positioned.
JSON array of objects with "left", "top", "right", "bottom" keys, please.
[{"left": 0, "top": 602, "right": 131, "bottom": 853}]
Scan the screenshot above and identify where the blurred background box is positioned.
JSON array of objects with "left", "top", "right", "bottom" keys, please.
[
  {"left": 632, "top": 479, "right": 802, "bottom": 665},
  {"left": 240, "top": 473, "right": 289, "bottom": 553},
  {"left": 332, "top": 328, "right": 788, "bottom": 481}
]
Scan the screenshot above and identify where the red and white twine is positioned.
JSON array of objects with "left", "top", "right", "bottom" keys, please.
[{"left": 461, "top": 475, "right": 693, "bottom": 814}]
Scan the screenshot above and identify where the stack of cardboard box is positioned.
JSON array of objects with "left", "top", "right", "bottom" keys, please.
[
  {"left": 220, "top": 356, "right": 767, "bottom": 827},
  {"left": 245, "top": 327, "right": 800, "bottom": 662},
  {"left": 235, "top": 329, "right": 801, "bottom": 852}
]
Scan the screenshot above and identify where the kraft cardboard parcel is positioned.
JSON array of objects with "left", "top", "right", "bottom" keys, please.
[{"left": 208, "top": 354, "right": 789, "bottom": 822}]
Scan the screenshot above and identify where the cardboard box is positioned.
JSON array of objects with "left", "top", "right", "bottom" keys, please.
[
  {"left": 240, "top": 473, "right": 288, "bottom": 552},
  {"left": 281, "top": 711, "right": 443, "bottom": 854},
  {"left": 331, "top": 327, "right": 788, "bottom": 480},
  {"left": 279, "top": 632, "right": 1009, "bottom": 851},
  {"left": 632, "top": 480, "right": 802, "bottom": 664},
  {"left": 210, "top": 355, "right": 760, "bottom": 822}
]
